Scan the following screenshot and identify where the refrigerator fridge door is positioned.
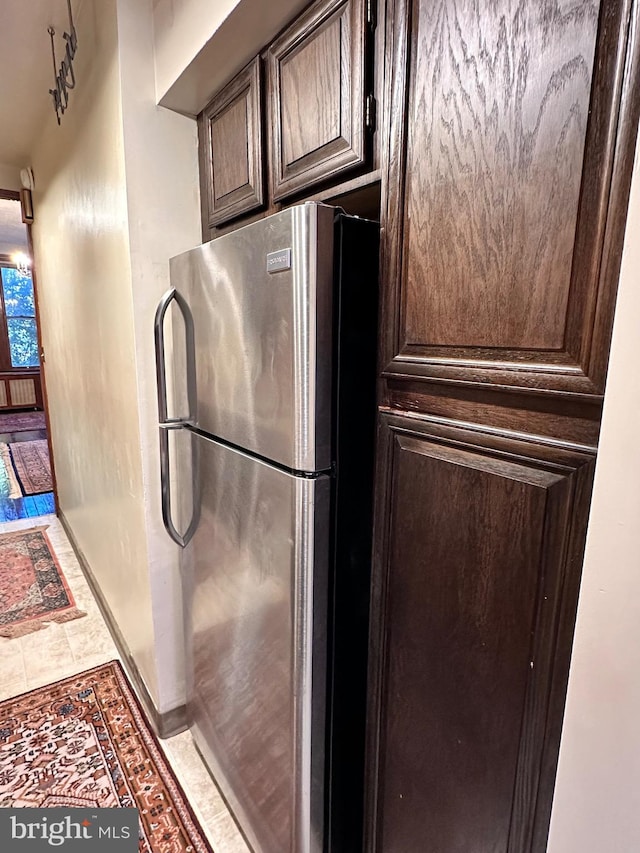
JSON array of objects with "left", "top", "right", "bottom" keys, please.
[
  {"left": 169, "top": 203, "right": 336, "bottom": 473},
  {"left": 181, "top": 430, "right": 330, "bottom": 853}
]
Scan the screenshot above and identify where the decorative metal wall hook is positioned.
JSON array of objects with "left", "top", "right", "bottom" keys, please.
[{"left": 48, "top": 0, "right": 78, "bottom": 125}]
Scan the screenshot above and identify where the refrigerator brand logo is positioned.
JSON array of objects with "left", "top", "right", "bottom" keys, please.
[{"left": 266, "top": 248, "right": 292, "bottom": 273}]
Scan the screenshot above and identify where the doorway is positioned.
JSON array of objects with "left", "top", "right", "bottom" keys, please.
[{"left": 0, "top": 189, "right": 56, "bottom": 519}]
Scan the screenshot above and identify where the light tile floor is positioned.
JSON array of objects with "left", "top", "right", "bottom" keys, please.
[{"left": 0, "top": 515, "right": 251, "bottom": 853}]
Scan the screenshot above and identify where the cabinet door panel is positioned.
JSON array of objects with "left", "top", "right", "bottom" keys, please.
[
  {"left": 268, "top": 0, "right": 368, "bottom": 200},
  {"left": 366, "top": 414, "right": 595, "bottom": 853},
  {"left": 281, "top": 20, "right": 342, "bottom": 164},
  {"left": 404, "top": 2, "right": 598, "bottom": 353},
  {"left": 381, "top": 0, "right": 640, "bottom": 397},
  {"left": 211, "top": 99, "right": 252, "bottom": 199},
  {"left": 200, "top": 57, "right": 265, "bottom": 227}
]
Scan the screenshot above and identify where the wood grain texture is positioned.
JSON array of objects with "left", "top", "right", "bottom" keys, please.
[
  {"left": 580, "top": 0, "right": 640, "bottom": 390},
  {"left": 197, "top": 112, "right": 211, "bottom": 242},
  {"left": 211, "top": 97, "right": 251, "bottom": 199},
  {"left": 379, "top": 0, "right": 640, "bottom": 399},
  {"left": 385, "top": 378, "right": 601, "bottom": 447},
  {"left": 268, "top": 0, "right": 369, "bottom": 200},
  {"left": 281, "top": 19, "right": 342, "bottom": 164},
  {"left": 366, "top": 4, "right": 640, "bottom": 853},
  {"left": 404, "top": 0, "right": 598, "bottom": 350},
  {"left": 365, "top": 413, "right": 595, "bottom": 853},
  {"left": 200, "top": 57, "right": 265, "bottom": 227}
]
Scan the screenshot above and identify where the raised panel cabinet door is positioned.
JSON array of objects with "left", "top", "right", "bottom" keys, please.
[
  {"left": 365, "top": 413, "right": 596, "bottom": 853},
  {"left": 268, "top": 0, "right": 368, "bottom": 201},
  {"left": 200, "top": 57, "right": 265, "bottom": 228},
  {"left": 380, "top": 0, "right": 640, "bottom": 398}
]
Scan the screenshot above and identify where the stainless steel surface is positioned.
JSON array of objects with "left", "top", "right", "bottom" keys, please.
[
  {"left": 158, "top": 425, "right": 200, "bottom": 547},
  {"left": 158, "top": 424, "right": 184, "bottom": 546},
  {"left": 169, "top": 203, "right": 336, "bottom": 472},
  {"left": 155, "top": 287, "right": 199, "bottom": 547},
  {"left": 181, "top": 432, "right": 329, "bottom": 853},
  {"left": 154, "top": 286, "right": 196, "bottom": 425}
]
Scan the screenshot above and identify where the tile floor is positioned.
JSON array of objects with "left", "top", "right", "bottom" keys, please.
[{"left": 0, "top": 514, "right": 251, "bottom": 853}]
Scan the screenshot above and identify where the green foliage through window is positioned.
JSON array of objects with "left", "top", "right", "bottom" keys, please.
[{"left": 0, "top": 268, "right": 39, "bottom": 368}]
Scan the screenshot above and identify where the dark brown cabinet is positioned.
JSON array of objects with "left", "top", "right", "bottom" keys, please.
[
  {"left": 365, "top": 0, "right": 640, "bottom": 851},
  {"left": 199, "top": 57, "right": 265, "bottom": 228},
  {"left": 267, "top": 0, "right": 369, "bottom": 200},
  {"left": 367, "top": 414, "right": 595, "bottom": 852},
  {"left": 380, "top": 0, "right": 637, "bottom": 401},
  {"left": 198, "top": 0, "right": 379, "bottom": 234}
]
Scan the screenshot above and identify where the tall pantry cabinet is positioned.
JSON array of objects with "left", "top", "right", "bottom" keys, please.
[{"left": 366, "top": 1, "right": 639, "bottom": 852}]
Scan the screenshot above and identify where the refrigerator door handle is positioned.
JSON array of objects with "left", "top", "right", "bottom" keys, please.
[
  {"left": 155, "top": 287, "right": 200, "bottom": 548},
  {"left": 154, "top": 286, "right": 196, "bottom": 426},
  {"left": 158, "top": 424, "right": 200, "bottom": 547}
]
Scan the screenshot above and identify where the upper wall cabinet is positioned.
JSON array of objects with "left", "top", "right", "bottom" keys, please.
[
  {"left": 200, "top": 57, "right": 265, "bottom": 228},
  {"left": 380, "top": 0, "right": 640, "bottom": 402},
  {"left": 267, "top": 0, "right": 369, "bottom": 201}
]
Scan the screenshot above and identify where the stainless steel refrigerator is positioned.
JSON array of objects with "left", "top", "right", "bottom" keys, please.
[{"left": 154, "top": 203, "right": 378, "bottom": 853}]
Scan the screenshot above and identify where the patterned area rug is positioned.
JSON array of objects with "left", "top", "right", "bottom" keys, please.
[
  {"left": 9, "top": 439, "right": 52, "bottom": 495},
  {"left": 0, "top": 411, "right": 46, "bottom": 433},
  {"left": 0, "top": 661, "right": 213, "bottom": 853},
  {"left": 0, "top": 527, "right": 85, "bottom": 638}
]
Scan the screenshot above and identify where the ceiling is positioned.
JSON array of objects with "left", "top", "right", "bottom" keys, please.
[{"left": 0, "top": 0, "right": 79, "bottom": 167}]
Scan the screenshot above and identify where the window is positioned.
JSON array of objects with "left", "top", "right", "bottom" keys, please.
[{"left": 0, "top": 267, "right": 39, "bottom": 368}]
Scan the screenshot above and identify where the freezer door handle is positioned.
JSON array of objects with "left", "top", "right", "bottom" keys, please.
[
  {"left": 155, "top": 287, "right": 199, "bottom": 547},
  {"left": 154, "top": 286, "right": 196, "bottom": 425},
  {"left": 158, "top": 425, "right": 200, "bottom": 547}
]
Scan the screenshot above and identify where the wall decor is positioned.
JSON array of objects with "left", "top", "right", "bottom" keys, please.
[{"left": 47, "top": 0, "right": 78, "bottom": 125}]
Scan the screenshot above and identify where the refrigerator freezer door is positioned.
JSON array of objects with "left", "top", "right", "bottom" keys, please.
[
  {"left": 170, "top": 203, "right": 336, "bottom": 473},
  {"left": 182, "top": 431, "right": 329, "bottom": 853}
]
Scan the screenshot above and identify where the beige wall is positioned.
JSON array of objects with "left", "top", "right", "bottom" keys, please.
[
  {"left": 152, "top": 0, "right": 309, "bottom": 115},
  {"left": 116, "top": 0, "right": 201, "bottom": 711},
  {"left": 152, "top": 0, "right": 241, "bottom": 101},
  {"left": 548, "top": 137, "right": 640, "bottom": 849},
  {"left": 0, "top": 163, "right": 20, "bottom": 191},
  {"left": 30, "top": 0, "right": 200, "bottom": 714},
  {"left": 30, "top": 0, "right": 155, "bottom": 692}
]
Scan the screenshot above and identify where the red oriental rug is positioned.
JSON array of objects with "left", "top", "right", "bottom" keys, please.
[
  {"left": 0, "top": 661, "right": 213, "bottom": 853},
  {"left": 9, "top": 439, "right": 52, "bottom": 495},
  {"left": 0, "top": 410, "right": 46, "bottom": 433},
  {"left": 0, "top": 527, "right": 85, "bottom": 638}
]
